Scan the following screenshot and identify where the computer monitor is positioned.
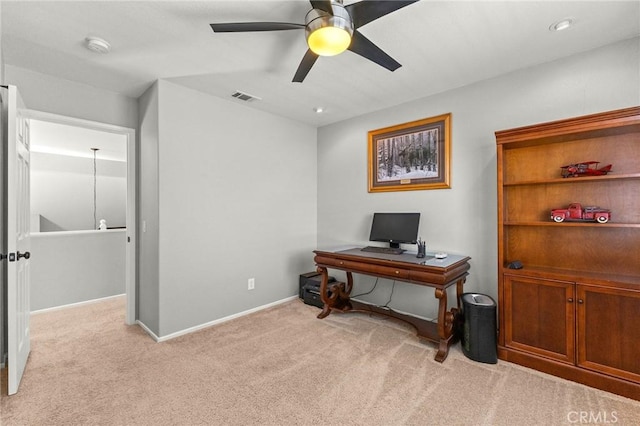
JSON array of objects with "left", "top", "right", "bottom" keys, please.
[{"left": 368, "top": 213, "right": 420, "bottom": 249}]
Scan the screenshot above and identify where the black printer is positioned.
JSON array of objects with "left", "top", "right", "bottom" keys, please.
[{"left": 298, "top": 272, "right": 336, "bottom": 308}]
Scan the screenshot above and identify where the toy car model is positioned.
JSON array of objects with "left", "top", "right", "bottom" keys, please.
[
  {"left": 550, "top": 203, "right": 611, "bottom": 223},
  {"left": 560, "top": 161, "right": 612, "bottom": 178}
]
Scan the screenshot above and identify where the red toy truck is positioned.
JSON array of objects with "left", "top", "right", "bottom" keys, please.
[{"left": 550, "top": 203, "right": 611, "bottom": 223}]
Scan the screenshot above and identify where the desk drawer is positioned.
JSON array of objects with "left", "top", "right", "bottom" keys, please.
[{"left": 316, "top": 256, "right": 410, "bottom": 281}]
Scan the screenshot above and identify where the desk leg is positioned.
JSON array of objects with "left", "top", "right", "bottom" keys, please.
[
  {"left": 317, "top": 266, "right": 332, "bottom": 319},
  {"left": 316, "top": 267, "right": 353, "bottom": 319},
  {"left": 456, "top": 277, "right": 466, "bottom": 311},
  {"left": 454, "top": 277, "right": 466, "bottom": 339},
  {"left": 435, "top": 288, "right": 457, "bottom": 362},
  {"left": 344, "top": 271, "right": 353, "bottom": 295}
]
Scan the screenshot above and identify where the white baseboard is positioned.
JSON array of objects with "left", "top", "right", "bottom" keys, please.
[
  {"left": 31, "top": 294, "right": 126, "bottom": 315},
  {"left": 136, "top": 320, "right": 160, "bottom": 342},
  {"left": 137, "top": 296, "right": 298, "bottom": 343}
]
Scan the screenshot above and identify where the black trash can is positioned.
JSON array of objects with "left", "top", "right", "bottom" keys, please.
[{"left": 461, "top": 293, "right": 497, "bottom": 364}]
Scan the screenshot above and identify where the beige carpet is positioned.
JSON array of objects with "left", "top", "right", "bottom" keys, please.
[{"left": 1, "top": 296, "right": 639, "bottom": 425}]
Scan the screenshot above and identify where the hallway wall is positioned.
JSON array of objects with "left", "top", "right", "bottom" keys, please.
[
  {"left": 30, "top": 230, "right": 126, "bottom": 311},
  {"left": 31, "top": 152, "right": 126, "bottom": 231}
]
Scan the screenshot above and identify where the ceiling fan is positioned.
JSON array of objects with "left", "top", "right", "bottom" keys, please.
[{"left": 210, "top": 0, "right": 419, "bottom": 83}]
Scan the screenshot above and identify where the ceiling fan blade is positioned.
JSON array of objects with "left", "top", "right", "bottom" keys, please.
[
  {"left": 293, "top": 49, "right": 319, "bottom": 83},
  {"left": 348, "top": 31, "right": 401, "bottom": 72},
  {"left": 309, "top": 1, "right": 334, "bottom": 14},
  {"left": 346, "top": 0, "right": 419, "bottom": 29},
  {"left": 210, "top": 22, "right": 304, "bottom": 33}
]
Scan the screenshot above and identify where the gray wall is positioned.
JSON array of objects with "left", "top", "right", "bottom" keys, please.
[
  {"left": 3, "top": 32, "right": 637, "bottom": 346},
  {"left": 138, "top": 80, "right": 318, "bottom": 337},
  {"left": 4, "top": 65, "right": 138, "bottom": 129},
  {"left": 137, "top": 82, "right": 160, "bottom": 333},
  {"left": 30, "top": 230, "right": 126, "bottom": 311},
  {"left": 317, "top": 37, "right": 640, "bottom": 320},
  {"left": 0, "top": 1, "right": 4, "bottom": 85},
  {"left": 31, "top": 152, "right": 126, "bottom": 231}
]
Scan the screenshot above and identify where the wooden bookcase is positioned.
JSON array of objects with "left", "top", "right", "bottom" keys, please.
[{"left": 495, "top": 107, "right": 640, "bottom": 400}]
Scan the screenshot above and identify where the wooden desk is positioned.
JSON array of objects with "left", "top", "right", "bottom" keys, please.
[{"left": 314, "top": 248, "right": 471, "bottom": 362}]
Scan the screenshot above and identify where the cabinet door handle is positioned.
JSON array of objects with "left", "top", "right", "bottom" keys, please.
[
  {"left": 578, "top": 299, "right": 584, "bottom": 304},
  {"left": 568, "top": 298, "right": 574, "bottom": 303}
]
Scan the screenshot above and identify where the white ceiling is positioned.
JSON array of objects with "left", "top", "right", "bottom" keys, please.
[{"left": 3, "top": 1, "right": 639, "bottom": 127}]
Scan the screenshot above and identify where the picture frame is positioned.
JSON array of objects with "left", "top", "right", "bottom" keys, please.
[{"left": 368, "top": 113, "right": 451, "bottom": 192}]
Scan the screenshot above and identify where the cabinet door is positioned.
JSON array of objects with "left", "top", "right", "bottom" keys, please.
[
  {"left": 577, "top": 285, "right": 640, "bottom": 383},
  {"left": 504, "top": 275, "right": 575, "bottom": 364}
]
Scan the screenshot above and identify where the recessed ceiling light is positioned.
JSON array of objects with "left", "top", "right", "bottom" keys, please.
[
  {"left": 85, "top": 36, "right": 111, "bottom": 54},
  {"left": 549, "top": 18, "right": 574, "bottom": 32},
  {"left": 313, "top": 107, "right": 324, "bottom": 113}
]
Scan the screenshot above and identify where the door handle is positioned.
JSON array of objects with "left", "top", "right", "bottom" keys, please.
[{"left": 17, "top": 251, "right": 30, "bottom": 260}]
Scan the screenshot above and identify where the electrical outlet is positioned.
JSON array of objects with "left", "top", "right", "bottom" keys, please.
[{"left": 248, "top": 278, "right": 255, "bottom": 290}]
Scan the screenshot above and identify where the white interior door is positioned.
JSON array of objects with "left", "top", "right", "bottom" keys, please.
[{"left": 5, "top": 85, "right": 31, "bottom": 395}]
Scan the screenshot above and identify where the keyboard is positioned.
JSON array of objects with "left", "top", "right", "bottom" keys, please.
[{"left": 361, "top": 246, "right": 405, "bottom": 255}]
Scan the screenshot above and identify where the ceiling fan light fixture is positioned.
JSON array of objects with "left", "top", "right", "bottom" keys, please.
[
  {"left": 308, "top": 27, "right": 351, "bottom": 56},
  {"left": 305, "top": 4, "right": 353, "bottom": 57}
]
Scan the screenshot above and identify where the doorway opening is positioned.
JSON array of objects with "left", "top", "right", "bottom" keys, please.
[{"left": 26, "top": 111, "right": 136, "bottom": 324}]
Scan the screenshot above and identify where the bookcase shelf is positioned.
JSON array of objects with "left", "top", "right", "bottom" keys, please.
[
  {"left": 503, "top": 172, "right": 640, "bottom": 186},
  {"left": 504, "top": 221, "right": 640, "bottom": 228},
  {"left": 495, "top": 106, "right": 640, "bottom": 400}
]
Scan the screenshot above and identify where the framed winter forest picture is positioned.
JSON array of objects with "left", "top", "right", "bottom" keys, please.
[{"left": 368, "top": 113, "right": 451, "bottom": 192}]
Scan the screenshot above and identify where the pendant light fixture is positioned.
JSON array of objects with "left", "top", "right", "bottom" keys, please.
[{"left": 91, "top": 148, "right": 99, "bottom": 229}]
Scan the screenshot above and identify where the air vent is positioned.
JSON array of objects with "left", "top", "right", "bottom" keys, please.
[{"left": 231, "top": 90, "right": 261, "bottom": 102}]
